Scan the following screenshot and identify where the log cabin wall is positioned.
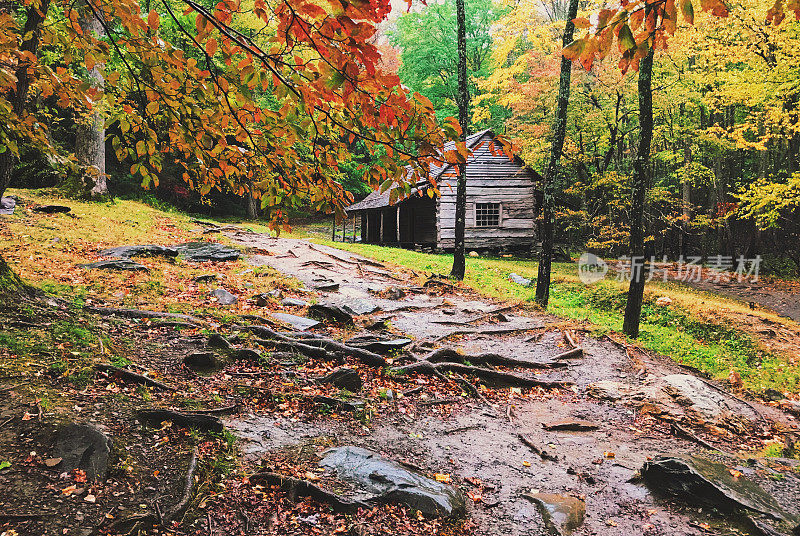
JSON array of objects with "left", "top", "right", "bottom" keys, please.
[{"left": 437, "top": 132, "right": 538, "bottom": 250}]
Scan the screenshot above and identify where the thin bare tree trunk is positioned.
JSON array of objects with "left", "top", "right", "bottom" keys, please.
[
  {"left": 622, "top": 39, "right": 655, "bottom": 339},
  {"left": 450, "top": 0, "right": 469, "bottom": 280},
  {"left": 75, "top": 2, "right": 107, "bottom": 196},
  {"left": 534, "top": 0, "right": 579, "bottom": 307}
]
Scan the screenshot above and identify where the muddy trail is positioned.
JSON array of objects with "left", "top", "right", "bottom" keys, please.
[
  {"left": 2, "top": 226, "right": 800, "bottom": 536},
  {"left": 224, "top": 231, "right": 800, "bottom": 536}
]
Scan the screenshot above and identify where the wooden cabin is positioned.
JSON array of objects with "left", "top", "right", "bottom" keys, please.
[{"left": 340, "top": 130, "right": 542, "bottom": 252}]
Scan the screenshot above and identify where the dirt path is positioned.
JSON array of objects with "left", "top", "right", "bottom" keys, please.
[{"left": 226, "top": 233, "right": 800, "bottom": 536}]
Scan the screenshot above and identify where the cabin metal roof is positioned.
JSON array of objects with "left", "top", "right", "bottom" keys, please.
[{"left": 346, "top": 130, "right": 537, "bottom": 213}]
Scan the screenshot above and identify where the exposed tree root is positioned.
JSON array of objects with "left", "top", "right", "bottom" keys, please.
[
  {"left": 248, "top": 472, "right": 365, "bottom": 512},
  {"left": 392, "top": 360, "right": 571, "bottom": 389},
  {"left": 95, "top": 364, "right": 175, "bottom": 391},
  {"left": 552, "top": 348, "right": 583, "bottom": 360},
  {"left": 246, "top": 325, "right": 387, "bottom": 366},
  {"left": 137, "top": 409, "right": 224, "bottom": 433},
  {"left": 164, "top": 447, "right": 199, "bottom": 521},
  {"left": 424, "top": 348, "right": 568, "bottom": 370},
  {"left": 518, "top": 433, "right": 559, "bottom": 462}
]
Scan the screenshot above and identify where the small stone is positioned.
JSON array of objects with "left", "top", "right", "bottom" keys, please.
[
  {"left": 656, "top": 296, "right": 673, "bottom": 307},
  {"left": 210, "top": 288, "right": 238, "bottom": 305},
  {"left": 468, "top": 251, "right": 479, "bottom": 257},
  {"left": 192, "top": 274, "right": 217, "bottom": 283},
  {"left": 317, "top": 367, "right": 362, "bottom": 392},
  {"left": 207, "top": 333, "right": 232, "bottom": 350},
  {"left": 282, "top": 297, "right": 309, "bottom": 307},
  {"left": 509, "top": 273, "right": 532, "bottom": 286},
  {"left": 541, "top": 420, "right": 599, "bottom": 432},
  {"left": 523, "top": 493, "right": 585, "bottom": 535}
]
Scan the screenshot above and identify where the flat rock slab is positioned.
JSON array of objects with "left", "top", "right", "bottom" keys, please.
[
  {"left": 319, "top": 446, "right": 466, "bottom": 517},
  {"left": 32, "top": 205, "right": 71, "bottom": 213},
  {"left": 541, "top": 420, "right": 599, "bottom": 432},
  {"left": 0, "top": 196, "right": 16, "bottom": 215},
  {"left": 210, "top": 288, "right": 238, "bottom": 305},
  {"left": 80, "top": 259, "right": 148, "bottom": 271},
  {"left": 272, "top": 312, "right": 320, "bottom": 331},
  {"left": 54, "top": 424, "right": 112, "bottom": 481},
  {"left": 175, "top": 242, "right": 240, "bottom": 262},
  {"left": 309, "top": 303, "right": 355, "bottom": 325},
  {"left": 99, "top": 245, "right": 179, "bottom": 258},
  {"left": 523, "top": 493, "right": 586, "bottom": 535},
  {"left": 663, "top": 374, "right": 760, "bottom": 430},
  {"left": 641, "top": 455, "right": 791, "bottom": 522}
]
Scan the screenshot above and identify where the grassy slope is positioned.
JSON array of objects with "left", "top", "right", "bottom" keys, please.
[{"left": 309, "top": 238, "right": 800, "bottom": 395}]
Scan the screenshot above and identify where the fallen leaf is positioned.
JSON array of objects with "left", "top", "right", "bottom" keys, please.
[
  {"left": 434, "top": 473, "right": 451, "bottom": 483},
  {"left": 62, "top": 484, "right": 78, "bottom": 495},
  {"left": 84, "top": 494, "right": 96, "bottom": 503},
  {"left": 467, "top": 490, "right": 482, "bottom": 503},
  {"left": 522, "top": 461, "right": 531, "bottom": 467},
  {"left": 605, "top": 519, "right": 618, "bottom": 526},
  {"left": 603, "top": 451, "right": 615, "bottom": 459},
  {"left": 729, "top": 468, "right": 742, "bottom": 478},
  {"left": 45, "top": 457, "right": 62, "bottom": 467}
]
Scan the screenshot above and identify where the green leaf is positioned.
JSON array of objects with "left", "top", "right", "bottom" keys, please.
[
  {"left": 617, "top": 24, "right": 636, "bottom": 53},
  {"left": 0, "top": 461, "right": 10, "bottom": 471}
]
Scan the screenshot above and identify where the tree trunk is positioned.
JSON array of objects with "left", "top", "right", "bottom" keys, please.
[
  {"left": 622, "top": 43, "right": 655, "bottom": 339},
  {"left": 75, "top": 2, "right": 107, "bottom": 197},
  {"left": 246, "top": 182, "right": 259, "bottom": 220},
  {"left": 534, "top": 0, "right": 579, "bottom": 307},
  {"left": 680, "top": 145, "right": 692, "bottom": 258},
  {"left": 0, "top": 0, "right": 51, "bottom": 200},
  {"left": 449, "top": 0, "right": 469, "bottom": 280}
]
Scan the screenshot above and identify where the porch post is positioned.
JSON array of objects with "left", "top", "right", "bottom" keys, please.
[
  {"left": 352, "top": 215, "right": 356, "bottom": 243},
  {"left": 380, "top": 210, "right": 385, "bottom": 244},
  {"left": 396, "top": 205, "right": 400, "bottom": 244},
  {"left": 332, "top": 217, "right": 337, "bottom": 241}
]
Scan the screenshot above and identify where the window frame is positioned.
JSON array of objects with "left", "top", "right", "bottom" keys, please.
[{"left": 474, "top": 202, "right": 502, "bottom": 228}]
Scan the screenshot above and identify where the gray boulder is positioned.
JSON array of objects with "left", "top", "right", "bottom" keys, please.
[
  {"left": 175, "top": 242, "right": 240, "bottom": 262},
  {"left": 272, "top": 312, "right": 320, "bottom": 331},
  {"left": 210, "top": 288, "right": 238, "bottom": 305},
  {"left": 54, "top": 424, "right": 112, "bottom": 481},
  {"left": 319, "top": 446, "right": 466, "bottom": 517},
  {"left": 99, "top": 245, "right": 178, "bottom": 259},
  {"left": 641, "top": 455, "right": 790, "bottom": 521},
  {"left": 0, "top": 196, "right": 16, "bottom": 215},
  {"left": 80, "top": 259, "right": 148, "bottom": 271}
]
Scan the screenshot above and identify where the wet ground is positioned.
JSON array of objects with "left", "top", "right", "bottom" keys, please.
[{"left": 226, "top": 232, "right": 800, "bottom": 536}]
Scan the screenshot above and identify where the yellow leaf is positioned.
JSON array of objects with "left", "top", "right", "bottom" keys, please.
[
  {"left": 146, "top": 101, "right": 159, "bottom": 115},
  {"left": 136, "top": 141, "right": 146, "bottom": 157}
]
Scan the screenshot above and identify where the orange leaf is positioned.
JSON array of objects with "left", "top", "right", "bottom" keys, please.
[
  {"left": 206, "top": 38, "right": 218, "bottom": 57},
  {"left": 572, "top": 17, "right": 591, "bottom": 28},
  {"left": 148, "top": 10, "right": 160, "bottom": 31}
]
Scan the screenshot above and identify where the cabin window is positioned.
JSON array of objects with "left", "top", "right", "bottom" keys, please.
[{"left": 475, "top": 203, "right": 501, "bottom": 227}]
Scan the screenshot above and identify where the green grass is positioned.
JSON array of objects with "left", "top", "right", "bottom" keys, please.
[{"left": 315, "top": 240, "right": 800, "bottom": 395}]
